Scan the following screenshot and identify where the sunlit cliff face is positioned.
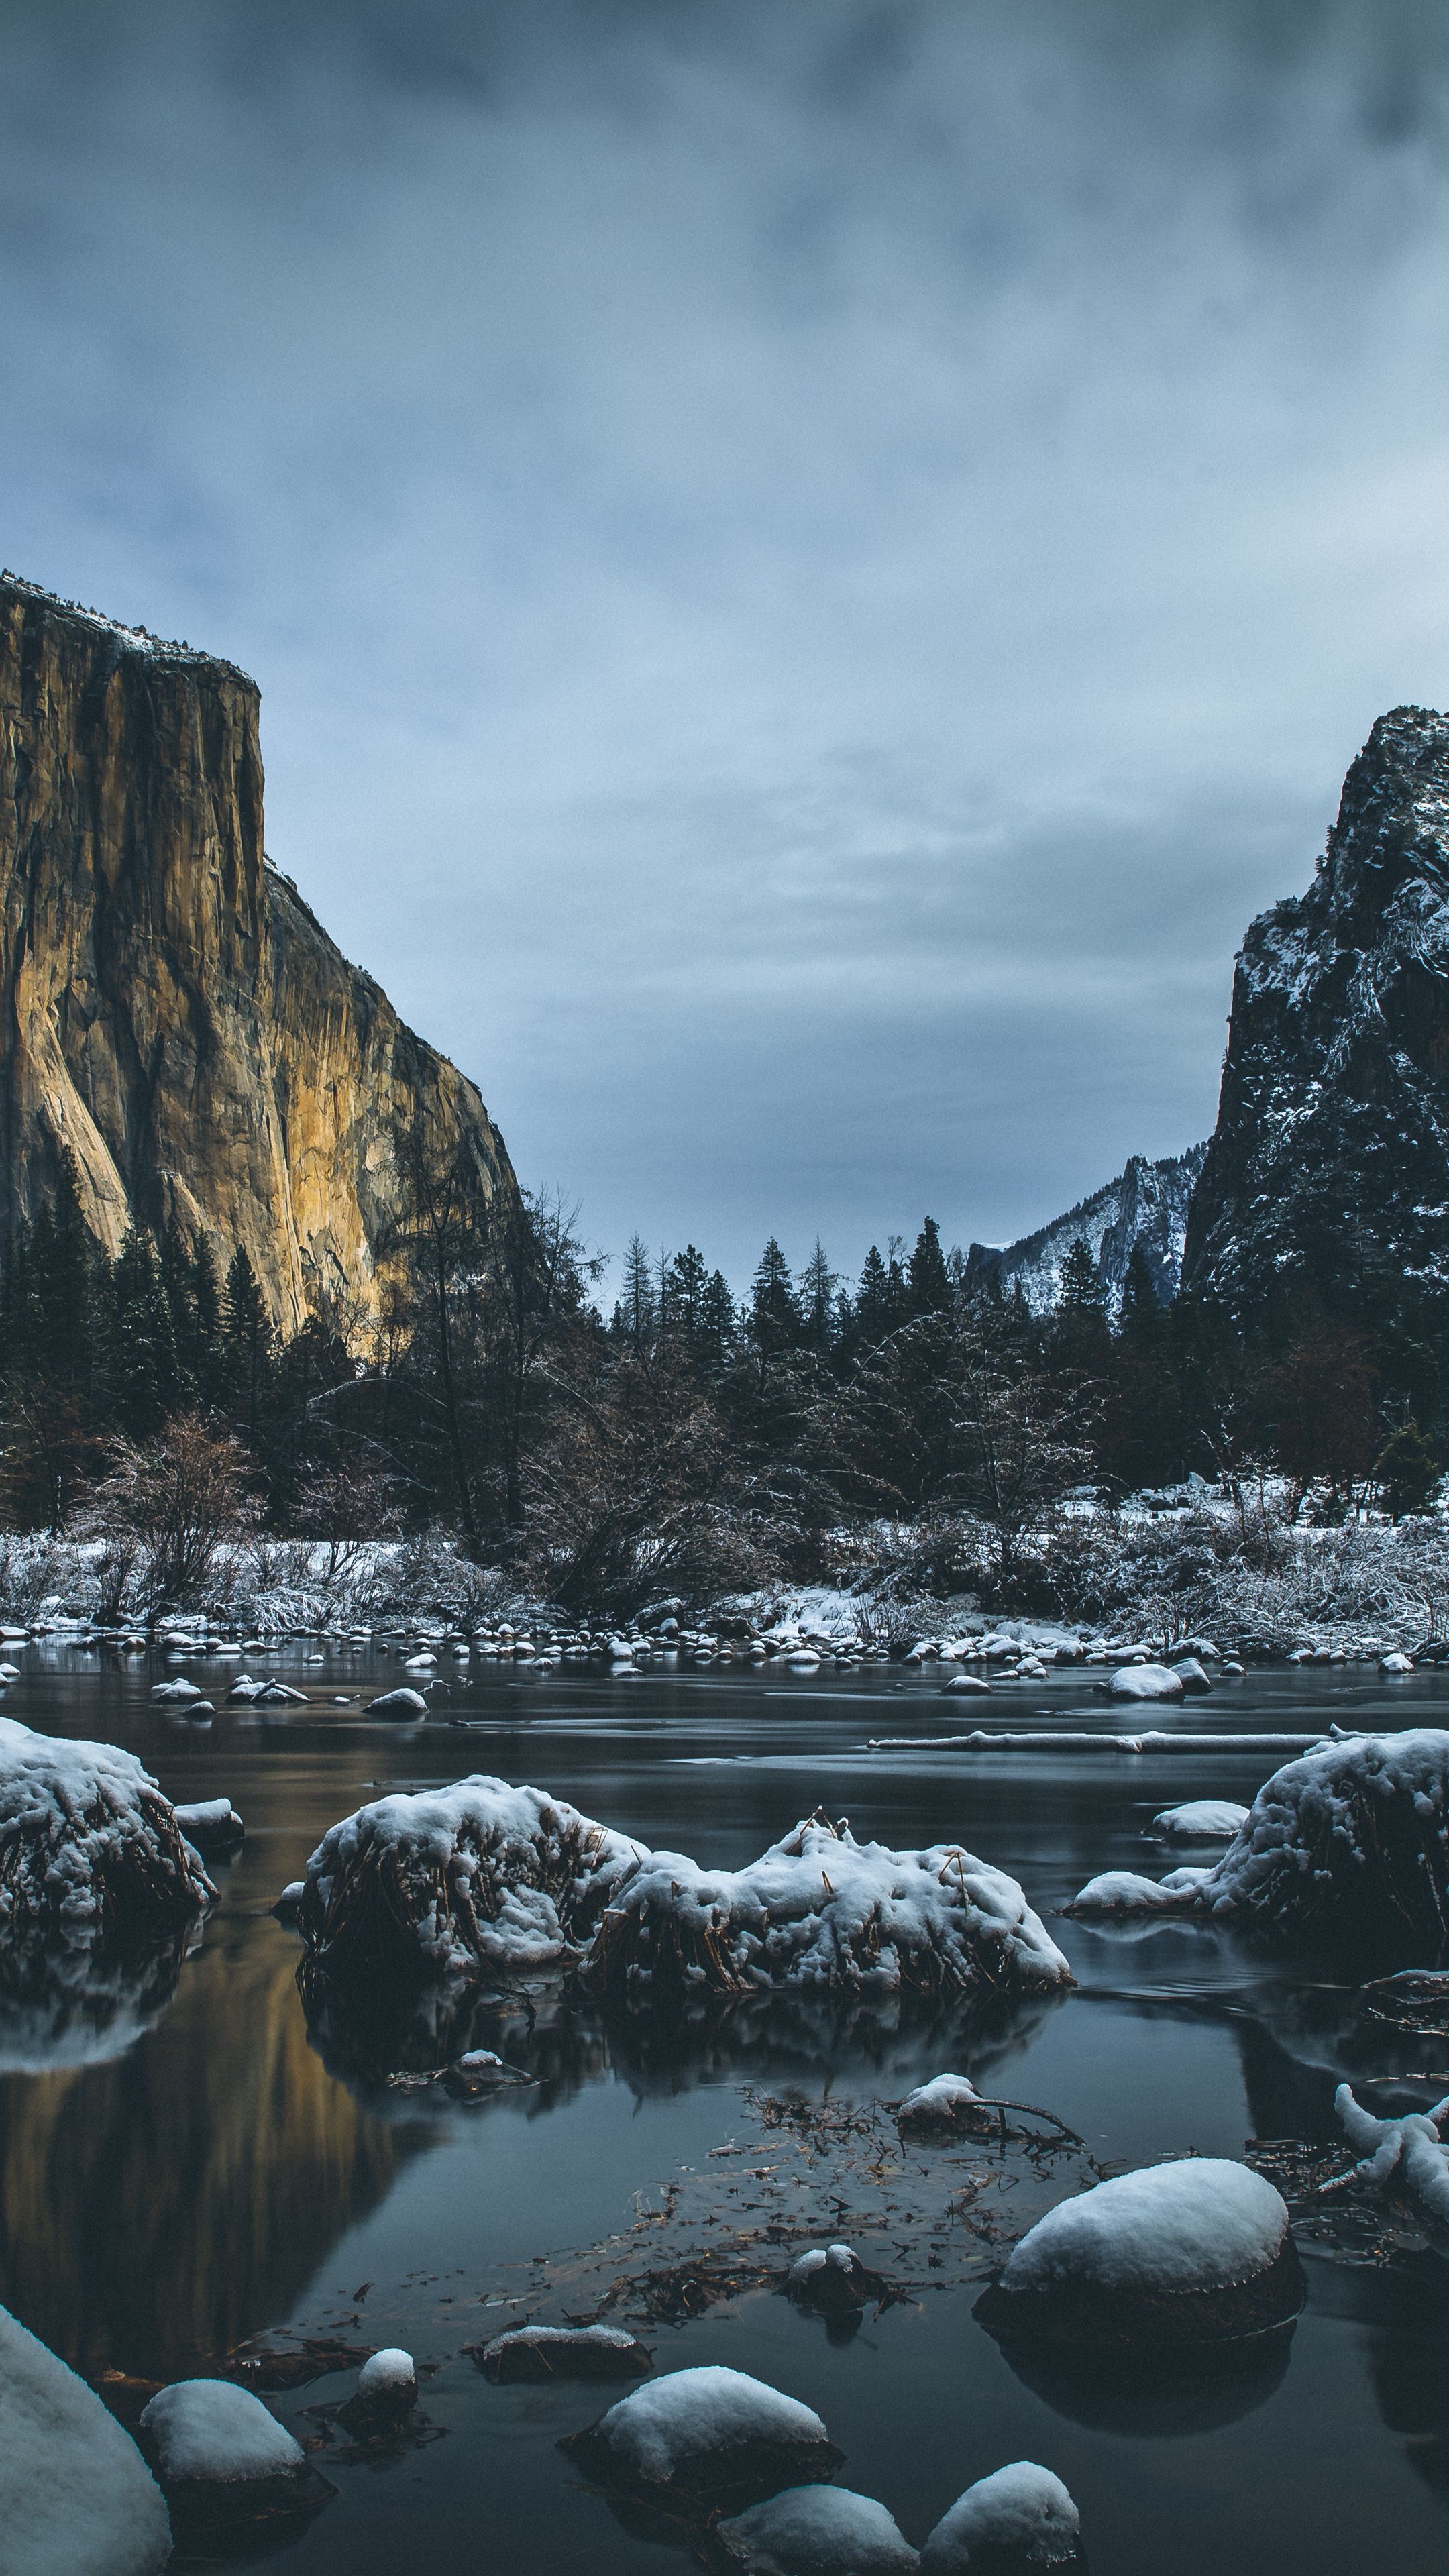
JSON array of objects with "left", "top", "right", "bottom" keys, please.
[{"left": 0, "top": 573, "right": 515, "bottom": 1336}]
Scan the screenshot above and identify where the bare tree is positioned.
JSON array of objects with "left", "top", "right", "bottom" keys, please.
[{"left": 80, "top": 1413, "right": 260, "bottom": 1613}]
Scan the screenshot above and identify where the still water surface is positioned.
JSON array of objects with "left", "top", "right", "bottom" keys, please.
[{"left": 3, "top": 1647, "right": 1448, "bottom": 2572}]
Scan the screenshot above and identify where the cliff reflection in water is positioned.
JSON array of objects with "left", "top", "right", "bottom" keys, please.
[{"left": 0, "top": 1923, "right": 427, "bottom": 2379}]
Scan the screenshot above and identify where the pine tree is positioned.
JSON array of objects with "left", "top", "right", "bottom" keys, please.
[
  {"left": 749, "top": 1238, "right": 800, "bottom": 1355},
  {"left": 800, "top": 1239, "right": 836, "bottom": 1353},
  {"left": 1057, "top": 1236, "right": 1106, "bottom": 1315},
  {"left": 190, "top": 1234, "right": 225, "bottom": 1405},
  {"left": 617, "top": 1235, "right": 657, "bottom": 1348},
  {"left": 111, "top": 1230, "right": 184, "bottom": 1435},
  {"left": 906, "top": 1216, "right": 952, "bottom": 1318},
  {"left": 664, "top": 1244, "right": 708, "bottom": 1340},
  {"left": 221, "top": 1247, "right": 274, "bottom": 1446},
  {"left": 698, "top": 1269, "right": 737, "bottom": 1377},
  {"left": 1118, "top": 1243, "right": 1163, "bottom": 1346},
  {"left": 32, "top": 1152, "right": 93, "bottom": 1390}
]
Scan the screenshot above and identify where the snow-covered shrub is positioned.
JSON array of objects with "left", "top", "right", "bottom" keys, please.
[
  {"left": 1069, "top": 1731, "right": 1449, "bottom": 1964},
  {"left": 0, "top": 1534, "right": 70, "bottom": 1621},
  {"left": 975, "top": 2158, "right": 1301, "bottom": 2348},
  {"left": 297, "top": 1775, "right": 647, "bottom": 1990},
  {"left": 585, "top": 1811, "right": 1071, "bottom": 2008}
]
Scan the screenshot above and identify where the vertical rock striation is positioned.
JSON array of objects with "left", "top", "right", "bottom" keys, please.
[
  {"left": 1182, "top": 706, "right": 1449, "bottom": 1313},
  {"left": 0, "top": 573, "right": 515, "bottom": 1330}
]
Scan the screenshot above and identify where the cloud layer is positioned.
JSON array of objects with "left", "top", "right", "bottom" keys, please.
[{"left": 3, "top": 0, "right": 1449, "bottom": 1283}]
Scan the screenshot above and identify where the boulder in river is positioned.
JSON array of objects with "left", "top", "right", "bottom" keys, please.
[
  {"left": 0, "top": 2301, "right": 171, "bottom": 2574},
  {"left": 714, "top": 2483, "right": 919, "bottom": 2573},
  {"left": 974, "top": 2158, "right": 1302, "bottom": 2349},
  {"left": 559, "top": 2364, "right": 842, "bottom": 2514},
  {"left": 920, "top": 2461, "right": 1085, "bottom": 2573}
]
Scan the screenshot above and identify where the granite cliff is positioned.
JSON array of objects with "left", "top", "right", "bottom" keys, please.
[
  {"left": 0, "top": 573, "right": 514, "bottom": 1333},
  {"left": 967, "top": 1144, "right": 1207, "bottom": 1313},
  {"left": 1182, "top": 706, "right": 1449, "bottom": 1315}
]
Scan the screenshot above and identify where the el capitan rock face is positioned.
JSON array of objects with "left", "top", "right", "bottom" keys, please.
[
  {"left": 1182, "top": 705, "right": 1449, "bottom": 1315},
  {"left": 0, "top": 572, "right": 513, "bottom": 1330}
]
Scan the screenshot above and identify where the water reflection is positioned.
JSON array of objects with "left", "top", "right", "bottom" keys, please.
[
  {"left": 0, "top": 1925, "right": 427, "bottom": 2378},
  {"left": 0, "top": 1927, "right": 193, "bottom": 2074},
  {"left": 990, "top": 2326, "right": 1298, "bottom": 2437}
]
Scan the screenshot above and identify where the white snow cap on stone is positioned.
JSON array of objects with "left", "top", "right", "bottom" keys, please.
[
  {"left": 0, "top": 2303, "right": 171, "bottom": 2575},
  {"left": 1108, "top": 1663, "right": 1184, "bottom": 1701},
  {"left": 590, "top": 2366, "right": 828, "bottom": 2483},
  {"left": 921, "top": 2462, "right": 1080, "bottom": 2572},
  {"left": 898, "top": 2072, "right": 983, "bottom": 2123},
  {"left": 0, "top": 1717, "right": 209, "bottom": 1940},
  {"left": 788, "top": 2242, "right": 860, "bottom": 2285},
  {"left": 356, "top": 2347, "right": 415, "bottom": 2398},
  {"left": 1152, "top": 1801, "right": 1249, "bottom": 1840},
  {"left": 140, "top": 2379, "right": 305, "bottom": 2483},
  {"left": 1000, "top": 2159, "right": 1289, "bottom": 2296},
  {"left": 717, "top": 2482, "right": 919, "bottom": 2573}
]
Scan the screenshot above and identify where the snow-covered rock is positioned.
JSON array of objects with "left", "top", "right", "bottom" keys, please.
[
  {"left": 342, "top": 2345, "right": 417, "bottom": 2429},
  {"left": 0, "top": 2302, "right": 171, "bottom": 2574},
  {"left": 150, "top": 1678, "right": 201, "bottom": 1703},
  {"left": 560, "top": 2364, "right": 841, "bottom": 2506},
  {"left": 1380, "top": 1651, "right": 1415, "bottom": 1674},
  {"left": 0, "top": 1719, "right": 211, "bottom": 1958},
  {"left": 944, "top": 1674, "right": 991, "bottom": 1695},
  {"left": 716, "top": 2483, "right": 919, "bottom": 2573},
  {"left": 173, "top": 1798, "right": 244, "bottom": 1856},
  {"left": 1071, "top": 1732, "right": 1449, "bottom": 1960},
  {"left": 976, "top": 2158, "right": 1301, "bottom": 2346},
  {"left": 364, "top": 1687, "right": 429, "bottom": 1717},
  {"left": 227, "top": 1676, "right": 263, "bottom": 1701},
  {"left": 140, "top": 2378, "right": 305, "bottom": 2484},
  {"left": 1107, "top": 1664, "right": 1184, "bottom": 1703},
  {"left": 896, "top": 2072, "right": 994, "bottom": 2140},
  {"left": 299, "top": 1774, "right": 647, "bottom": 1988},
  {"left": 476, "top": 2323, "right": 651, "bottom": 2383},
  {"left": 586, "top": 1811, "right": 1070, "bottom": 2006},
  {"left": 1151, "top": 1801, "right": 1249, "bottom": 1841},
  {"left": 1169, "top": 1658, "right": 1214, "bottom": 1694},
  {"left": 921, "top": 2461, "right": 1083, "bottom": 2572}
]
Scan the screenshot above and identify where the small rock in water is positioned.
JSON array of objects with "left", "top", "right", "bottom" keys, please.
[
  {"left": 1380, "top": 1651, "right": 1416, "bottom": 1674},
  {"left": 943, "top": 1673, "right": 991, "bottom": 1695},
  {"left": 921, "top": 2461, "right": 1085, "bottom": 2572},
  {"left": 1150, "top": 1801, "right": 1248, "bottom": 1842},
  {"left": 139, "top": 2379, "right": 325, "bottom": 2536},
  {"left": 1106, "top": 1664, "right": 1184, "bottom": 1703},
  {"left": 559, "top": 2364, "right": 841, "bottom": 2511},
  {"left": 363, "top": 1687, "right": 429, "bottom": 1717},
  {"left": 151, "top": 1678, "right": 201, "bottom": 1703},
  {"left": 172, "top": 1798, "right": 244, "bottom": 1856},
  {"left": 715, "top": 2483, "right": 920, "bottom": 2573},
  {"left": 271, "top": 1882, "right": 305, "bottom": 1921},
  {"left": 341, "top": 2347, "right": 416, "bottom": 2431},
  {"left": 1169, "top": 1657, "right": 1214, "bottom": 1694},
  {"left": 476, "top": 2324, "right": 651, "bottom": 2383}
]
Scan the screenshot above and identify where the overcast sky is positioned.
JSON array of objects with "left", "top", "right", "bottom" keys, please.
[{"left": 3, "top": 0, "right": 1449, "bottom": 1287}]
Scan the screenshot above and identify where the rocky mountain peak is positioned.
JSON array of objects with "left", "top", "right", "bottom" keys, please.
[{"left": 1181, "top": 704, "right": 1449, "bottom": 1314}]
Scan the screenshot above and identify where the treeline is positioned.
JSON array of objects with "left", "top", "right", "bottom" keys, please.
[{"left": 1, "top": 1142, "right": 1444, "bottom": 1611}]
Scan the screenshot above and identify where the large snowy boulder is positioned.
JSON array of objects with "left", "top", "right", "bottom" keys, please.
[
  {"left": 0, "top": 2304, "right": 170, "bottom": 2574},
  {"left": 297, "top": 1774, "right": 647, "bottom": 1988},
  {"left": 585, "top": 1811, "right": 1071, "bottom": 2006},
  {"left": 975, "top": 2159, "right": 1301, "bottom": 2347},
  {"left": 920, "top": 2463, "right": 1083, "bottom": 2573},
  {"left": 1068, "top": 1731, "right": 1449, "bottom": 1961},
  {"left": 559, "top": 2363, "right": 841, "bottom": 2511},
  {"left": 715, "top": 2483, "right": 919, "bottom": 2573},
  {"left": 0, "top": 1718, "right": 211, "bottom": 1963}
]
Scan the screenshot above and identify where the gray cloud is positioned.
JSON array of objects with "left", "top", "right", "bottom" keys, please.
[{"left": 1, "top": 0, "right": 1447, "bottom": 1283}]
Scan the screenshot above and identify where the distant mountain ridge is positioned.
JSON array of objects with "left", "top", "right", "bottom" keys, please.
[
  {"left": 1183, "top": 704, "right": 1449, "bottom": 1313},
  {"left": 966, "top": 1142, "right": 1208, "bottom": 1313}
]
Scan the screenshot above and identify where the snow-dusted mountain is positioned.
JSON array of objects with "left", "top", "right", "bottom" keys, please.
[
  {"left": 965, "top": 1143, "right": 1208, "bottom": 1314},
  {"left": 1183, "top": 706, "right": 1449, "bottom": 1312}
]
